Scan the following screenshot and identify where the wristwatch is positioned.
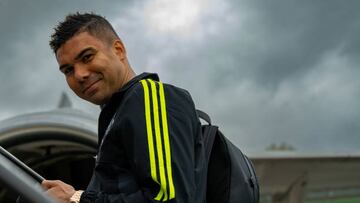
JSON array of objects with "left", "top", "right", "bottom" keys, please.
[{"left": 70, "top": 190, "right": 83, "bottom": 203}]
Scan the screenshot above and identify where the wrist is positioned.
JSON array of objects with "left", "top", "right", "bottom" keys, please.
[{"left": 70, "top": 190, "right": 83, "bottom": 203}]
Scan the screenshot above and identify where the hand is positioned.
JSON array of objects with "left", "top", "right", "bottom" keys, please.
[{"left": 42, "top": 180, "right": 76, "bottom": 203}]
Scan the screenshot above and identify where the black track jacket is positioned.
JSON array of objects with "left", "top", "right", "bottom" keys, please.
[{"left": 80, "top": 73, "right": 207, "bottom": 203}]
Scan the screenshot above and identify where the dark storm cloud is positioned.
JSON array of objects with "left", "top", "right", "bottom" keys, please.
[
  {"left": 223, "top": 1, "right": 360, "bottom": 152},
  {"left": 0, "top": 0, "right": 359, "bottom": 153},
  {"left": 0, "top": 0, "right": 132, "bottom": 118},
  {"left": 135, "top": 0, "right": 360, "bottom": 152},
  {"left": 249, "top": 1, "right": 360, "bottom": 88},
  {"left": 173, "top": 0, "right": 360, "bottom": 91}
]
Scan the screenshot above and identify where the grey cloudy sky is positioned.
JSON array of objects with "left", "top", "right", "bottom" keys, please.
[{"left": 1, "top": 0, "right": 359, "bottom": 153}]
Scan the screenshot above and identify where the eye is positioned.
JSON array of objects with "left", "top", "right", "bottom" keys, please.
[
  {"left": 62, "top": 66, "right": 74, "bottom": 75},
  {"left": 82, "top": 53, "right": 94, "bottom": 63}
]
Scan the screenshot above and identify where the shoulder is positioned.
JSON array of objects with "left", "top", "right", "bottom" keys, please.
[{"left": 119, "top": 78, "right": 197, "bottom": 114}]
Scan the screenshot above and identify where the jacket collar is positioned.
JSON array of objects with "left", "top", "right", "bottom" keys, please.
[
  {"left": 100, "top": 72, "right": 159, "bottom": 110},
  {"left": 97, "top": 72, "right": 159, "bottom": 146},
  {"left": 116, "top": 72, "right": 159, "bottom": 95}
]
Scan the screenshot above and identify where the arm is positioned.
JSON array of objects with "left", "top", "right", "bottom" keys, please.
[
  {"left": 110, "top": 79, "right": 204, "bottom": 203},
  {"left": 44, "top": 79, "right": 204, "bottom": 203}
]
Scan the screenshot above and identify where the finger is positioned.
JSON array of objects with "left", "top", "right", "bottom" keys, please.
[
  {"left": 41, "top": 180, "right": 51, "bottom": 190},
  {"left": 42, "top": 180, "right": 61, "bottom": 189}
]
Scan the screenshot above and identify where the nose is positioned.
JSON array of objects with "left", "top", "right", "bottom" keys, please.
[{"left": 74, "top": 64, "right": 90, "bottom": 83}]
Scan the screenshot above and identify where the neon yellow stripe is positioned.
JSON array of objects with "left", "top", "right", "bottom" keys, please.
[
  {"left": 148, "top": 79, "right": 168, "bottom": 201},
  {"left": 140, "top": 80, "right": 158, "bottom": 184},
  {"left": 159, "top": 82, "right": 175, "bottom": 199},
  {"left": 155, "top": 189, "right": 164, "bottom": 201}
]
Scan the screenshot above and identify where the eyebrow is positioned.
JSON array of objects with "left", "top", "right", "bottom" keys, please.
[{"left": 59, "top": 47, "right": 95, "bottom": 71}]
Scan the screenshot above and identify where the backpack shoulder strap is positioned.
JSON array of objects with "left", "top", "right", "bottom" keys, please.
[
  {"left": 197, "top": 110, "right": 217, "bottom": 162},
  {"left": 197, "top": 109, "right": 212, "bottom": 124}
]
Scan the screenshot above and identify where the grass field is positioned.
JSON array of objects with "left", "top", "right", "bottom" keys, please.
[
  {"left": 260, "top": 196, "right": 360, "bottom": 203},
  {"left": 305, "top": 197, "right": 360, "bottom": 203}
]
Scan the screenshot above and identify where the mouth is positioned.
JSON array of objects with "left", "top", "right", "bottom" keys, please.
[{"left": 82, "top": 79, "right": 101, "bottom": 95}]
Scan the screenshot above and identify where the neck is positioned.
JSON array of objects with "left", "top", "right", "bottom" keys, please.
[{"left": 122, "top": 64, "right": 136, "bottom": 87}]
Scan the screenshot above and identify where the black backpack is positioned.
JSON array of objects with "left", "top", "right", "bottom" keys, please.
[{"left": 197, "top": 110, "right": 259, "bottom": 203}]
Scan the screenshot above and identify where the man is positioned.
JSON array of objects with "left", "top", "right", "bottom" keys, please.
[{"left": 43, "top": 12, "right": 207, "bottom": 203}]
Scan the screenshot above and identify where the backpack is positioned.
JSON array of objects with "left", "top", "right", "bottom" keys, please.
[{"left": 197, "top": 110, "right": 259, "bottom": 203}]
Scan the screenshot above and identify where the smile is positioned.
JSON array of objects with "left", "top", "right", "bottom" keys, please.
[{"left": 83, "top": 79, "right": 101, "bottom": 95}]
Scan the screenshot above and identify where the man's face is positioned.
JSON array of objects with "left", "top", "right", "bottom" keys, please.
[{"left": 56, "top": 32, "right": 128, "bottom": 105}]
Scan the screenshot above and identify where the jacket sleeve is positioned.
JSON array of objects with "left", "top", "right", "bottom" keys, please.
[{"left": 80, "top": 79, "right": 205, "bottom": 203}]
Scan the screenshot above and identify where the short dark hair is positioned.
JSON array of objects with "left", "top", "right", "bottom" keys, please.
[{"left": 49, "top": 12, "right": 120, "bottom": 53}]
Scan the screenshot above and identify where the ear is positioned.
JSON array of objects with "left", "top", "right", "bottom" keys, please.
[{"left": 113, "top": 39, "right": 127, "bottom": 60}]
